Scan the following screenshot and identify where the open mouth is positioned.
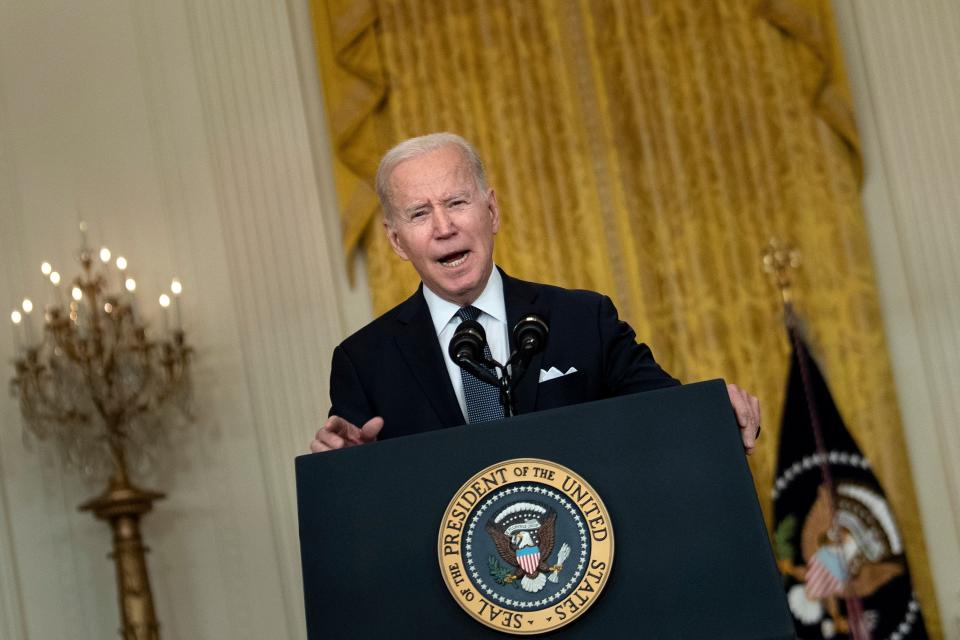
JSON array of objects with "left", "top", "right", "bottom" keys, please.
[{"left": 438, "top": 250, "right": 469, "bottom": 268}]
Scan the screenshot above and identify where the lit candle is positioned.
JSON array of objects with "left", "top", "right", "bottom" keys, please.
[
  {"left": 41, "top": 262, "right": 55, "bottom": 307},
  {"left": 115, "top": 256, "right": 127, "bottom": 291},
  {"left": 10, "top": 309, "right": 22, "bottom": 351},
  {"left": 49, "top": 271, "right": 63, "bottom": 305},
  {"left": 159, "top": 293, "right": 171, "bottom": 334},
  {"left": 125, "top": 277, "right": 138, "bottom": 319},
  {"left": 170, "top": 278, "right": 183, "bottom": 330},
  {"left": 98, "top": 247, "right": 113, "bottom": 290},
  {"left": 68, "top": 286, "right": 83, "bottom": 329},
  {"left": 78, "top": 220, "right": 89, "bottom": 250},
  {"left": 21, "top": 298, "right": 35, "bottom": 345}
]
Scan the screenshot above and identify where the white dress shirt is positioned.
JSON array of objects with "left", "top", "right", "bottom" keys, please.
[{"left": 422, "top": 267, "right": 509, "bottom": 422}]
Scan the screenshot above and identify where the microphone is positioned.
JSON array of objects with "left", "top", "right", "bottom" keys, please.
[
  {"left": 449, "top": 319, "right": 499, "bottom": 386},
  {"left": 508, "top": 314, "right": 548, "bottom": 387},
  {"left": 449, "top": 319, "right": 487, "bottom": 364},
  {"left": 512, "top": 314, "right": 549, "bottom": 360}
]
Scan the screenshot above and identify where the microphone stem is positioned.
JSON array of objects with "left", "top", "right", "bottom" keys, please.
[{"left": 498, "top": 369, "right": 514, "bottom": 417}]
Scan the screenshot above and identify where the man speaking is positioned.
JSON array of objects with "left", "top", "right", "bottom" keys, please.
[{"left": 311, "top": 133, "right": 761, "bottom": 453}]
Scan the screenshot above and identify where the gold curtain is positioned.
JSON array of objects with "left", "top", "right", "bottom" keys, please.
[{"left": 311, "top": 0, "right": 940, "bottom": 632}]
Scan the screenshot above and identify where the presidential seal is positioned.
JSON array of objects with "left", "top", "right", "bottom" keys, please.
[{"left": 438, "top": 458, "right": 614, "bottom": 634}]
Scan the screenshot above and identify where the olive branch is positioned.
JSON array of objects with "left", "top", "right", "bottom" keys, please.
[{"left": 488, "top": 555, "right": 519, "bottom": 589}]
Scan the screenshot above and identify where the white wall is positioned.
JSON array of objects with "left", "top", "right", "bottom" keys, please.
[
  {"left": 834, "top": 1, "right": 960, "bottom": 636},
  {"left": 0, "top": 1, "right": 370, "bottom": 639}
]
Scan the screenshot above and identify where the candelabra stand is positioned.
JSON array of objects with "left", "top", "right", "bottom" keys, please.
[{"left": 10, "top": 237, "right": 191, "bottom": 640}]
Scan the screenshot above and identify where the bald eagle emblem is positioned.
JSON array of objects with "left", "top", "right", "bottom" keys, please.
[{"left": 485, "top": 501, "right": 571, "bottom": 593}]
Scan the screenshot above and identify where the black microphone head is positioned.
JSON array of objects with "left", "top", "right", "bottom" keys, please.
[
  {"left": 512, "top": 314, "right": 548, "bottom": 356},
  {"left": 449, "top": 319, "right": 487, "bottom": 363}
]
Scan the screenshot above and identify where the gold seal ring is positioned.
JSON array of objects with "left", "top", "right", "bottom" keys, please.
[{"left": 438, "top": 458, "right": 614, "bottom": 635}]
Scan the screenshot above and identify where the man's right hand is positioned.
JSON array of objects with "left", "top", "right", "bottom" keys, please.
[{"left": 309, "top": 415, "right": 384, "bottom": 453}]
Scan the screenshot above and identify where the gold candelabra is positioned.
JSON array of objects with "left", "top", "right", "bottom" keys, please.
[{"left": 8, "top": 223, "right": 192, "bottom": 640}]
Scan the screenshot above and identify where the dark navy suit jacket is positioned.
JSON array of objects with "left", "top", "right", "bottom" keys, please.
[{"left": 328, "top": 271, "right": 679, "bottom": 440}]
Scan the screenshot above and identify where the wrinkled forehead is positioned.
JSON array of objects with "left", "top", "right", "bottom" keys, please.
[{"left": 388, "top": 146, "right": 479, "bottom": 205}]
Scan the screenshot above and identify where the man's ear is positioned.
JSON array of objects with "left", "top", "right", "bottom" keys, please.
[
  {"left": 487, "top": 189, "right": 501, "bottom": 234},
  {"left": 384, "top": 218, "right": 409, "bottom": 261}
]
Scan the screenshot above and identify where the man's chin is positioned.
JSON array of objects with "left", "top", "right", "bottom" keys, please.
[{"left": 432, "top": 275, "right": 482, "bottom": 305}]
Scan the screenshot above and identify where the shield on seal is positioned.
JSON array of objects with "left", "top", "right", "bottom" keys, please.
[{"left": 517, "top": 546, "right": 541, "bottom": 575}]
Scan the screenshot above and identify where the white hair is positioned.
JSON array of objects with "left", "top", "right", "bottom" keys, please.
[{"left": 375, "top": 132, "right": 488, "bottom": 220}]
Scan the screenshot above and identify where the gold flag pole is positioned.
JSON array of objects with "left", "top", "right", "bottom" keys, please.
[
  {"left": 761, "top": 237, "right": 801, "bottom": 315},
  {"left": 762, "top": 238, "right": 872, "bottom": 639}
]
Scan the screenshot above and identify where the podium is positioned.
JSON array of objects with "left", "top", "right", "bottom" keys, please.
[{"left": 295, "top": 380, "right": 793, "bottom": 638}]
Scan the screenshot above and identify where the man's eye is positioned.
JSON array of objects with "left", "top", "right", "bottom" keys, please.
[
  {"left": 411, "top": 210, "right": 428, "bottom": 219},
  {"left": 450, "top": 200, "right": 466, "bottom": 207}
]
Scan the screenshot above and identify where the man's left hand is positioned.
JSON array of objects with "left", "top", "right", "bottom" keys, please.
[{"left": 727, "top": 383, "right": 761, "bottom": 455}]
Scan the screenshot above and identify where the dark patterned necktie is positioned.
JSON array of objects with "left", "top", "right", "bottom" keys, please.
[{"left": 456, "top": 306, "right": 504, "bottom": 423}]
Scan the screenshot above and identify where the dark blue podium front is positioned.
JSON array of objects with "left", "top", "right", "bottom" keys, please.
[{"left": 295, "top": 380, "right": 793, "bottom": 639}]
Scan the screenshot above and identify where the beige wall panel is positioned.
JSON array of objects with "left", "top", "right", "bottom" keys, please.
[
  {"left": 834, "top": 0, "right": 960, "bottom": 635},
  {"left": 0, "top": 1, "right": 366, "bottom": 638}
]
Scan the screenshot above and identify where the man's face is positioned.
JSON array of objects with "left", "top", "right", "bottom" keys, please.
[{"left": 384, "top": 145, "right": 500, "bottom": 306}]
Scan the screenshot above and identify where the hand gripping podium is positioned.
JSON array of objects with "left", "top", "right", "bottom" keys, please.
[{"left": 295, "top": 380, "right": 793, "bottom": 638}]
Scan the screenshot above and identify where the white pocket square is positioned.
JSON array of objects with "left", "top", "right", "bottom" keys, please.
[{"left": 538, "top": 366, "right": 578, "bottom": 383}]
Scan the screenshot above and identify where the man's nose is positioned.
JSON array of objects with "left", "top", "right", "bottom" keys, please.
[{"left": 432, "top": 208, "right": 456, "bottom": 236}]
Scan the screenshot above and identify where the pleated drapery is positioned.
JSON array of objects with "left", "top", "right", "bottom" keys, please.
[{"left": 311, "top": 1, "right": 940, "bottom": 632}]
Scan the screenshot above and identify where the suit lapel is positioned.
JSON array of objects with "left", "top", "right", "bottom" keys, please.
[
  {"left": 502, "top": 271, "right": 546, "bottom": 415},
  {"left": 394, "top": 287, "right": 465, "bottom": 428}
]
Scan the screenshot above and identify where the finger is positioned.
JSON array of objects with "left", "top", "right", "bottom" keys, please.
[
  {"left": 750, "top": 394, "right": 761, "bottom": 427},
  {"left": 310, "top": 435, "right": 333, "bottom": 453},
  {"left": 738, "top": 391, "right": 757, "bottom": 430},
  {"left": 741, "top": 424, "right": 758, "bottom": 451},
  {"left": 727, "top": 384, "right": 752, "bottom": 428},
  {"left": 324, "top": 415, "right": 364, "bottom": 444},
  {"left": 315, "top": 429, "right": 347, "bottom": 450},
  {"left": 360, "top": 416, "right": 385, "bottom": 442}
]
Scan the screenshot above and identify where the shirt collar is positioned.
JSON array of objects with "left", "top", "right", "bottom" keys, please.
[{"left": 422, "top": 265, "right": 506, "bottom": 336}]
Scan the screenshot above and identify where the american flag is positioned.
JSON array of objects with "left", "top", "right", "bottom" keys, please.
[
  {"left": 805, "top": 546, "right": 848, "bottom": 599},
  {"left": 517, "top": 546, "right": 541, "bottom": 575}
]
